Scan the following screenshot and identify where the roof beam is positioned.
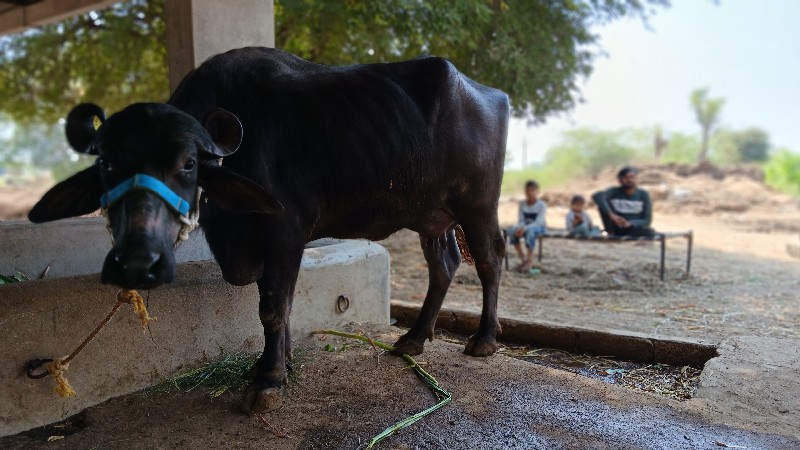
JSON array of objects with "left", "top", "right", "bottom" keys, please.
[{"left": 0, "top": 0, "right": 118, "bottom": 36}]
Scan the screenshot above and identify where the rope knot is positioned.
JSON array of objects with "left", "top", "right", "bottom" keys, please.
[
  {"left": 46, "top": 358, "right": 76, "bottom": 398},
  {"left": 29, "top": 289, "right": 156, "bottom": 398},
  {"left": 117, "top": 290, "right": 156, "bottom": 329}
]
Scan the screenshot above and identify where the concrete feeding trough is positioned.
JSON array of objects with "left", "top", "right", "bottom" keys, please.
[{"left": 0, "top": 218, "right": 390, "bottom": 437}]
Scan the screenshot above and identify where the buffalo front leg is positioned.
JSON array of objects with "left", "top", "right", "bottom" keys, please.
[
  {"left": 242, "top": 251, "right": 302, "bottom": 414},
  {"left": 393, "top": 226, "right": 461, "bottom": 356}
]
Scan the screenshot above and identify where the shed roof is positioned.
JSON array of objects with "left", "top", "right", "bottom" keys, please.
[{"left": 0, "top": 0, "right": 117, "bottom": 37}]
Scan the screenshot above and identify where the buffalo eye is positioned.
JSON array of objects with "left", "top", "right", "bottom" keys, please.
[
  {"left": 97, "top": 157, "right": 112, "bottom": 172},
  {"left": 182, "top": 159, "right": 196, "bottom": 172}
]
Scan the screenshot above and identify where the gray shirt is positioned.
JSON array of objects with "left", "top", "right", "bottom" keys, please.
[
  {"left": 565, "top": 210, "right": 593, "bottom": 231},
  {"left": 517, "top": 199, "right": 547, "bottom": 229},
  {"left": 592, "top": 187, "right": 652, "bottom": 228}
]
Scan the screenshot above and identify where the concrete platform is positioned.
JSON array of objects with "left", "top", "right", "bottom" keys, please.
[
  {"left": 1, "top": 326, "right": 796, "bottom": 449},
  {"left": 690, "top": 336, "right": 800, "bottom": 437},
  {"left": 0, "top": 239, "right": 390, "bottom": 437}
]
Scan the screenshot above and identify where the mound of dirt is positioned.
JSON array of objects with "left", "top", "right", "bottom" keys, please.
[
  {"left": 0, "top": 181, "right": 52, "bottom": 221},
  {"left": 539, "top": 163, "right": 798, "bottom": 217}
]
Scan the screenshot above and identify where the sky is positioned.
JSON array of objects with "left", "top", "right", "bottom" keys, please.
[{"left": 505, "top": 0, "right": 800, "bottom": 169}]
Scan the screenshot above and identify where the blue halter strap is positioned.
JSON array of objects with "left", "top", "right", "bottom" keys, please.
[{"left": 99, "top": 173, "right": 191, "bottom": 216}]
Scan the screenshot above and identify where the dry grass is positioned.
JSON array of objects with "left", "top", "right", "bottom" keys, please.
[
  {"left": 432, "top": 329, "right": 702, "bottom": 401},
  {"left": 498, "top": 346, "right": 702, "bottom": 401}
]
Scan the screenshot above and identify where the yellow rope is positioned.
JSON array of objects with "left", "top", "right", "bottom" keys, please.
[
  {"left": 46, "top": 358, "right": 76, "bottom": 398},
  {"left": 44, "top": 290, "right": 155, "bottom": 397},
  {"left": 117, "top": 289, "right": 157, "bottom": 329}
]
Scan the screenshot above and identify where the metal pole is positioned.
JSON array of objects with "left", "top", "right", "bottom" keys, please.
[
  {"left": 538, "top": 235, "right": 543, "bottom": 262},
  {"left": 660, "top": 235, "right": 666, "bottom": 281},
  {"left": 686, "top": 232, "right": 693, "bottom": 275}
]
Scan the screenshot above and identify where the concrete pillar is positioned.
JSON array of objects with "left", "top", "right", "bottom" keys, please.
[{"left": 165, "top": 0, "right": 275, "bottom": 92}]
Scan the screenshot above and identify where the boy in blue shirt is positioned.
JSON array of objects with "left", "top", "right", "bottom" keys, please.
[{"left": 509, "top": 180, "right": 547, "bottom": 272}]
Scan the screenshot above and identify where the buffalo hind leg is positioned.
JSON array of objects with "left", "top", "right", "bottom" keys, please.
[
  {"left": 241, "top": 249, "right": 303, "bottom": 414},
  {"left": 285, "top": 314, "right": 293, "bottom": 369},
  {"left": 393, "top": 226, "right": 461, "bottom": 356},
  {"left": 460, "top": 216, "right": 504, "bottom": 356}
]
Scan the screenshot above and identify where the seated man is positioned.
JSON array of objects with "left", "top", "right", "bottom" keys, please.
[
  {"left": 509, "top": 180, "right": 547, "bottom": 272},
  {"left": 592, "top": 166, "right": 655, "bottom": 237}
]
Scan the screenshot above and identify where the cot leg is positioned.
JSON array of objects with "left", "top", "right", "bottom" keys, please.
[
  {"left": 660, "top": 235, "right": 666, "bottom": 281},
  {"left": 686, "top": 232, "right": 693, "bottom": 275},
  {"left": 538, "top": 235, "right": 543, "bottom": 262}
]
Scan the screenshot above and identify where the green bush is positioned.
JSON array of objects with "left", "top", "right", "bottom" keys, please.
[
  {"left": 764, "top": 149, "right": 800, "bottom": 196},
  {"left": 502, "top": 166, "right": 565, "bottom": 194},
  {"left": 661, "top": 132, "right": 701, "bottom": 164},
  {"left": 503, "top": 127, "right": 651, "bottom": 194}
]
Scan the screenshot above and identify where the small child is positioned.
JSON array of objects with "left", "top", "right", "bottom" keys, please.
[
  {"left": 566, "top": 195, "right": 600, "bottom": 237},
  {"left": 509, "top": 180, "right": 547, "bottom": 273}
]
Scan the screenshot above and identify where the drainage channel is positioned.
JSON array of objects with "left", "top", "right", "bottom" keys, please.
[{"left": 391, "top": 301, "right": 718, "bottom": 401}]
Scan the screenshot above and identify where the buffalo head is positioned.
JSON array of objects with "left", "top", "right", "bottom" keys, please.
[{"left": 29, "top": 103, "right": 283, "bottom": 289}]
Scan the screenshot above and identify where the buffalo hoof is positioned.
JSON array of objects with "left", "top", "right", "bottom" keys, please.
[
  {"left": 391, "top": 335, "right": 425, "bottom": 356},
  {"left": 464, "top": 335, "right": 499, "bottom": 357},
  {"left": 242, "top": 383, "right": 285, "bottom": 414}
]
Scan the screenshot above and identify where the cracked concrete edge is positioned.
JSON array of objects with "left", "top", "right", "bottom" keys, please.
[
  {"left": 0, "top": 240, "right": 390, "bottom": 437},
  {"left": 390, "top": 300, "right": 718, "bottom": 366},
  {"left": 686, "top": 335, "right": 800, "bottom": 439}
]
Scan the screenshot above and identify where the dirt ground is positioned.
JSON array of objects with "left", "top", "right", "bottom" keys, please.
[
  {"left": 382, "top": 165, "right": 800, "bottom": 344},
  {"left": 0, "top": 183, "right": 51, "bottom": 222},
  {"left": 3, "top": 328, "right": 798, "bottom": 450}
]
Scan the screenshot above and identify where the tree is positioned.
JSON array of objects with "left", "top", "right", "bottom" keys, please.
[
  {"left": 0, "top": 119, "right": 92, "bottom": 181},
  {"left": 690, "top": 88, "right": 725, "bottom": 163},
  {"left": 0, "top": 0, "right": 167, "bottom": 125},
  {"left": 653, "top": 125, "right": 668, "bottom": 163},
  {"left": 661, "top": 132, "right": 701, "bottom": 164},
  {"left": 276, "top": 0, "right": 668, "bottom": 121},
  {"left": 544, "top": 127, "right": 643, "bottom": 178},
  {"left": 732, "top": 127, "right": 770, "bottom": 162},
  {"left": 709, "top": 127, "right": 770, "bottom": 164},
  {"left": 0, "top": 0, "right": 668, "bottom": 125}
]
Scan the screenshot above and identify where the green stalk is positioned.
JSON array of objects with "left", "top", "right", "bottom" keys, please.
[{"left": 312, "top": 330, "right": 452, "bottom": 449}]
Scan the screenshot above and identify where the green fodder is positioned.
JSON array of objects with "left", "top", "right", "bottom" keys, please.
[
  {"left": 148, "top": 351, "right": 258, "bottom": 398},
  {"left": 0, "top": 272, "right": 29, "bottom": 284},
  {"left": 147, "top": 348, "right": 313, "bottom": 398}
]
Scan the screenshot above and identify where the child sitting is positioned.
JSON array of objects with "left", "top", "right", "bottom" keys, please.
[
  {"left": 566, "top": 195, "right": 600, "bottom": 237},
  {"left": 509, "top": 180, "right": 547, "bottom": 273}
]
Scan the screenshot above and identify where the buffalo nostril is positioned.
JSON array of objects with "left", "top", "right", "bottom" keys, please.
[
  {"left": 147, "top": 253, "right": 162, "bottom": 275},
  {"left": 113, "top": 252, "right": 128, "bottom": 270},
  {"left": 112, "top": 251, "right": 160, "bottom": 274}
]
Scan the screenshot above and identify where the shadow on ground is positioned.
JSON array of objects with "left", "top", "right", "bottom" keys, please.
[{"left": 3, "top": 327, "right": 796, "bottom": 450}]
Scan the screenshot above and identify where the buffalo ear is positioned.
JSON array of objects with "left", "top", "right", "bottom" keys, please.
[
  {"left": 202, "top": 109, "right": 243, "bottom": 158},
  {"left": 66, "top": 103, "right": 105, "bottom": 154},
  {"left": 198, "top": 165, "right": 283, "bottom": 214},
  {"left": 28, "top": 165, "right": 103, "bottom": 223}
]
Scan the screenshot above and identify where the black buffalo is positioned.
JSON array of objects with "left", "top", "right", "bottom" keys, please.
[{"left": 29, "top": 47, "right": 509, "bottom": 413}]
